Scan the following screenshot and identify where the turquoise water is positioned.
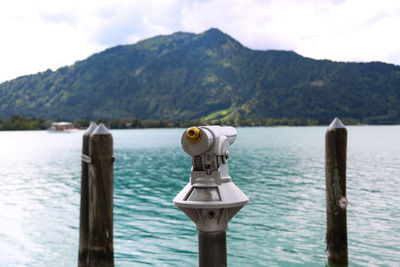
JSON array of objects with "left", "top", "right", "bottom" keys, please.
[{"left": 0, "top": 126, "right": 399, "bottom": 266}]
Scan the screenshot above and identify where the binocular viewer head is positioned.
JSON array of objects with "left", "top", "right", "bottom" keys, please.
[
  {"left": 181, "top": 126, "right": 237, "bottom": 157},
  {"left": 174, "top": 125, "right": 248, "bottom": 232}
]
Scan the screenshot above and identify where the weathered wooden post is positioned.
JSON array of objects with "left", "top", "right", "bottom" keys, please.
[
  {"left": 325, "top": 117, "right": 348, "bottom": 266},
  {"left": 87, "top": 123, "right": 114, "bottom": 267},
  {"left": 78, "top": 123, "right": 97, "bottom": 267}
]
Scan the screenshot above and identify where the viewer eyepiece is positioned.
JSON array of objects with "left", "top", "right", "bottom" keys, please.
[{"left": 186, "top": 126, "right": 202, "bottom": 143}]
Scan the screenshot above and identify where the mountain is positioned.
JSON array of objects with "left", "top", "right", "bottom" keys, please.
[{"left": 1, "top": 28, "right": 400, "bottom": 124}]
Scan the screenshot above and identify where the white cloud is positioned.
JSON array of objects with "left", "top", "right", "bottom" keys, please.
[
  {"left": 0, "top": 0, "right": 399, "bottom": 82},
  {"left": 294, "top": 0, "right": 400, "bottom": 62},
  {"left": 0, "top": 1, "right": 102, "bottom": 82},
  {"left": 181, "top": 0, "right": 400, "bottom": 63},
  {"left": 0, "top": 0, "right": 182, "bottom": 82}
]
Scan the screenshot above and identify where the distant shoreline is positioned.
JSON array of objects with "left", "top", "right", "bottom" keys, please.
[{"left": 1, "top": 114, "right": 398, "bottom": 131}]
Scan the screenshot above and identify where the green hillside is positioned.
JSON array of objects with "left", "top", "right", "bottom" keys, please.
[{"left": 1, "top": 28, "right": 400, "bottom": 124}]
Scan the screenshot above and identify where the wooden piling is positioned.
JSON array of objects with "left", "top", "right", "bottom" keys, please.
[
  {"left": 87, "top": 123, "right": 114, "bottom": 267},
  {"left": 78, "top": 123, "right": 97, "bottom": 267},
  {"left": 325, "top": 118, "right": 348, "bottom": 265}
]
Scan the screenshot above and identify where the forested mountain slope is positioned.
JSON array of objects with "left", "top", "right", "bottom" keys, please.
[{"left": 1, "top": 28, "right": 399, "bottom": 124}]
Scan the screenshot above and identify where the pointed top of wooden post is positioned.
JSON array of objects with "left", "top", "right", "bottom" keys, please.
[
  {"left": 93, "top": 123, "right": 110, "bottom": 135},
  {"left": 328, "top": 117, "right": 346, "bottom": 129},
  {"left": 85, "top": 122, "right": 98, "bottom": 134}
]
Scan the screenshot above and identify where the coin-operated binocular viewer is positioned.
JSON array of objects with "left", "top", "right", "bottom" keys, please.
[{"left": 174, "top": 126, "right": 248, "bottom": 267}]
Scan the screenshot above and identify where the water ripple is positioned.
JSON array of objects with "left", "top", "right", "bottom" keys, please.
[{"left": 0, "top": 127, "right": 399, "bottom": 266}]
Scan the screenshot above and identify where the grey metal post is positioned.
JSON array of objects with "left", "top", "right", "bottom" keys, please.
[
  {"left": 198, "top": 231, "right": 227, "bottom": 267},
  {"left": 325, "top": 118, "right": 348, "bottom": 265},
  {"left": 87, "top": 123, "right": 114, "bottom": 267},
  {"left": 78, "top": 123, "right": 97, "bottom": 267}
]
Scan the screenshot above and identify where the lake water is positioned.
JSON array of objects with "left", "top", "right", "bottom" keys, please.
[{"left": 0, "top": 126, "right": 399, "bottom": 266}]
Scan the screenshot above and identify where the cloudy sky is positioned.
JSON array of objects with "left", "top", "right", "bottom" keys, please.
[{"left": 0, "top": 0, "right": 399, "bottom": 82}]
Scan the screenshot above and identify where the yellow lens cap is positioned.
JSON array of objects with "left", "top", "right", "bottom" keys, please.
[{"left": 186, "top": 127, "right": 202, "bottom": 143}]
